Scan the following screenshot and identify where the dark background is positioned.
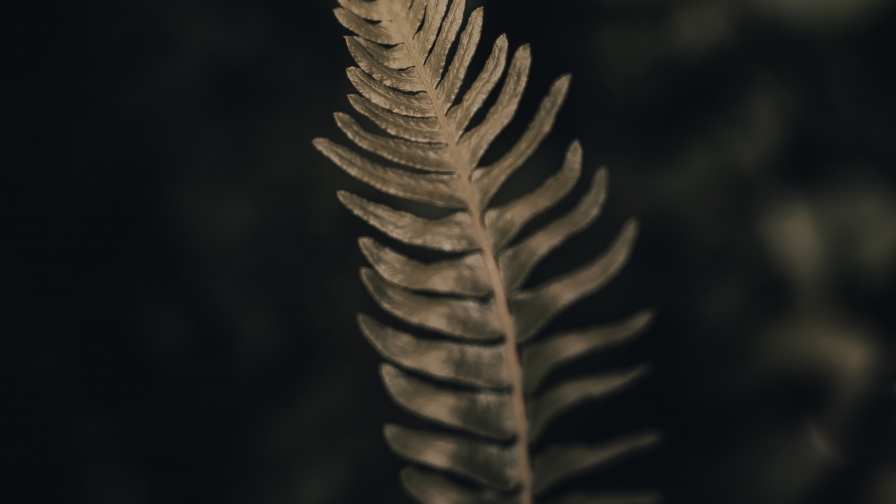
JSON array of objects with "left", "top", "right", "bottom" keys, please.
[{"left": 8, "top": 0, "right": 896, "bottom": 503}]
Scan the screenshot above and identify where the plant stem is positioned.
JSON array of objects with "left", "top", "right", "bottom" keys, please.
[{"left": 384, "top": 1, "right": 533, "bottom": 501}]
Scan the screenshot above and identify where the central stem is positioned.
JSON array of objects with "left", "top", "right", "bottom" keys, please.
[{"left": 384, "top": 2, "right": 533, "bottom": 502}]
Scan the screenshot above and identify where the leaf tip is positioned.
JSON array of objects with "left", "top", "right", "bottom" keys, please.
[
  {"left": 356, "top": 313, "right": 376, "bottom": 341},
  {"left": 622, "top": 217, "right": 640, "bottom": 241},
  {"left": 643, "top": 430, "right": 664, "bottom": 448},
  {"left": 634, "top": 361, "right": 653, "bottom": 378},
  {"left": 356, "top": 312, "right": 372, "bottom": 330},
  {"left": 358, "top": 235, "right": 375, "bottom": 250},
  {"left": 332, "top": 7, "right": 349, "bottom": 23},
  {"left": 567, "top": 139, "right": 584, "bottom": 161},
  {"left": 382, "top": 423, "right": 402, "bottom": 445},
  {"left": 358, "top": 236, "right": 378, "bottom": 265},
  {"left": 379, "top": 361, "right": 401, "bottom": 384},
  {"left": 359, "top": 266, "right": 378, "bottom": 287},
  {"left": 634, "top": 308, "right": 657, "bottom": 329},
  {"left": 337, "top": 190, "right": 365, "bottom": 215},
  {"left": 335, "top": 189, "right": 352, "bottom": 203},
  {"left": 594, "top": 166, "right": 609, "bottom": 187}
]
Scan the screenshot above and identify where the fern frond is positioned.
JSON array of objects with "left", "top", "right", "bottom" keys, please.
[{"left": 313, "top": 1, "right": 660, "bottom": 502}]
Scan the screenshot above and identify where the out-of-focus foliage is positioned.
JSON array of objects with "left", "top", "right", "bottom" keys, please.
[{"left": 10, "top": 0, "right": 895, "bottom": 503}]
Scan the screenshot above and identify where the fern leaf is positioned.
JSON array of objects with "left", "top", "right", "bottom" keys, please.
[
  {"left": 313, "top": 1, "right": 659, "bottom": 502},
  {"left": 358, "top": 315, "right": 509, "bottom": 388},
  {"left": 382, "top": 363, "right": 517, "bottom": 440},
  {"left": 521, "top": 311, "right": 654, "bottom": 393}
]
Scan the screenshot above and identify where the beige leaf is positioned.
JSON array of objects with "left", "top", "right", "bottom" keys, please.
[{"left": 314, "top": 1, "right": 659, "bottom": 502}]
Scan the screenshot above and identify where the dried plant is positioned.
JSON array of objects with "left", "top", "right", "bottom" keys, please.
[{"left": 313, "top": 1, "right": 659, "bottom": 502}]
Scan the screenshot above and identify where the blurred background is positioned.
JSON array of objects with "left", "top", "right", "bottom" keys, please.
[{"left": 7, "top": 0, "right": 896, "bottom": 502}]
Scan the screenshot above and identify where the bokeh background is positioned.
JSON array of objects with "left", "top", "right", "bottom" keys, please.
[{"left": 8, "top": 0, "right": 896, "bottom": 503}]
